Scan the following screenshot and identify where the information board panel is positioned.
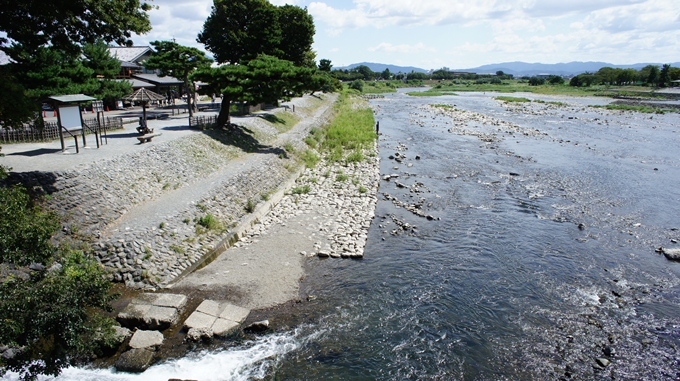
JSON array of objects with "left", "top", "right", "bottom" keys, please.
[{"left": 58, "top": 105, "right": 82, "bottom": 130}]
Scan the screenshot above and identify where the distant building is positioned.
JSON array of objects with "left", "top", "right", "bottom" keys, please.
[
  {"left": 108, "top": 46, "right": 153, "bottom": 78},
  {"left": 108, "top": 46, "right": 184, "bottom": 96}
]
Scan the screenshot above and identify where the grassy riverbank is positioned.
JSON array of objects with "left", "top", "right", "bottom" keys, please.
[{"left": 302, "top": 91, "right": 376, "bottom": 164}]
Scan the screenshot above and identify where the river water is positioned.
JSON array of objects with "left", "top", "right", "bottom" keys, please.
[{"left": 26, "top": 90, "right": 680, "bottom": 380}]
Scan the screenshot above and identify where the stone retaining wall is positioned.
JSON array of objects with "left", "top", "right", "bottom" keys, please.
[{"left": 6, "top": 96, "right": 338, "bottom": 289}]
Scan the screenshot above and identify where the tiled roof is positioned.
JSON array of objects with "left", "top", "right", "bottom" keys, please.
[
  {"left": 108, "top": 46, "right": 152, "bottom": 63},
  {"left": 115, "top": 78, "right": 155, "bottom": 89},
  {"left": 132, "top": 73, "right": 184, "bottom": 85}
]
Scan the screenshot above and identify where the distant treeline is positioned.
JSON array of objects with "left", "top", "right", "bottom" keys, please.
[
  {"left": 569, "top": 65, "right": 679, "bottom": 87},
  {"left": 332, "top": 64, "right": 680, "bottom": 88}
]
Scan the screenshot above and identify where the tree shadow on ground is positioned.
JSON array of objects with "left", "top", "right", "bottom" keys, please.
[
  {"left": 1, "top": 171, "right": 60, "bottom": 196},
  {"left": 256, "top": 113, "right": 286, "bottom": 125},
  {"left": 201, "top": 124, "right": 287, "bottom": 158}
]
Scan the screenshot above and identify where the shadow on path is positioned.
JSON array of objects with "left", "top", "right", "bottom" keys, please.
[{"left": 8, "top": 148, "right": 62, "bottom": 157}]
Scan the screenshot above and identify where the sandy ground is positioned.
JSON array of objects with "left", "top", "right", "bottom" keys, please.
[{"left": 171, "top": 209, "right": 326, "bottom": 310}]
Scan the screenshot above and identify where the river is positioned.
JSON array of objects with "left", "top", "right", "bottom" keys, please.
[{"left": 25, "top": 89, "right": 680, "bottom": 380}]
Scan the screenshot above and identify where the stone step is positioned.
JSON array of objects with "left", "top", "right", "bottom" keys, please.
[
  {"left": 183, "top": 300, "right": 250, "bottom": 338},
  {"left": 117, "top": 292, "right": 188, "bottom": 330}
]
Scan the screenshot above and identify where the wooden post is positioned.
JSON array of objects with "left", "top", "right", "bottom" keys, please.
[
  {"left": 79, "top": 105, "right": 87, "bottom": 148},
  {"left": 56, "top": 107, "right": 66, "bottom": 152}
]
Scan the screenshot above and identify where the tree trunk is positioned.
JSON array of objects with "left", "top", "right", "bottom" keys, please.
[{"left": 216, "top": 97, "right": 231, "bottom": 129}]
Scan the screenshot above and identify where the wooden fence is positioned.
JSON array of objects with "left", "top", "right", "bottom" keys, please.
[
  {"left": 0, "top": 117, "right": 123, "bottom": 144},
  {"left": 189, "top": 115, "right": 218, "bottom": 129}
]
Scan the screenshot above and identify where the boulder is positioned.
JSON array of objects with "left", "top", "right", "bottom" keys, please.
[
  {"left": 244, "top": 320, "right": 270, "bottom": 333},
  {"left": 186, "top": 327, "right": 213, "bottom": 342},
  {"left": 115, "top": 348, "right": 155, "bottom": 373},
  {"left": 113, "top": 326, "right": 132, "bottom": 343},
  {"left": 661, "top": 247, "right": 680, "bottom": 261}
]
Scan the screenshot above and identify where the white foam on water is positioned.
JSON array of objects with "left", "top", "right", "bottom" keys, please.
[{"left": 3, "top": 329, "right": 315, "bottom": 381}]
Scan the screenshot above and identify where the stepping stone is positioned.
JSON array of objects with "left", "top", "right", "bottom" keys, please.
[
  {"left": 118, "top": 293, "right": 188, "bottom": 330},
  {"left": 211, "top": 318, "right": 240, "bottom": 336},
  {"left": 219, "top": 303, "right": 250, "bottom": 324},
  {"left": 182, "top": 300, "right": 250, "bottom": 338},
  {"left": 129, "top": 330, "right": 164, "bottom": 349},
  {"left": 183, "top": 311, "right": 217, "bottom": 330}
]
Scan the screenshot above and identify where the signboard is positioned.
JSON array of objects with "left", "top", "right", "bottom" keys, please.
[
  {"left": 58, "top": 105, "right": 82, "bottom": 131},
  {"left": 92, "top": 100, "right": 104, "bottom": 113}
]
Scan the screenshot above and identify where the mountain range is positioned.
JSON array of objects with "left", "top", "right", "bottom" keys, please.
[{"left": 339, "top": 61, "right": 680, "bottom": 77}]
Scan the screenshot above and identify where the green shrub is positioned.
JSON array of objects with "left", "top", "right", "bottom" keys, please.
[
  {"left": 245, "top": 199, "right": 257, "bottom": 213},
  {"left": 349, "top": 79, "right": 364, "bottom": 92},
  {"left": 197, "top": 214, "right": 220, "bottom": 230}
]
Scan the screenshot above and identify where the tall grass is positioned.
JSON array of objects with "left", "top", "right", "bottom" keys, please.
[{"left": 320, "top": 92, "right": 376, "bottom": 161}]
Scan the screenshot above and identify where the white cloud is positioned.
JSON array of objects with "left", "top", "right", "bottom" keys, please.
[
  {"left": 368, "top": 42, "right": 436, "bottom": 53},
  {"left": 132, "top": 0, "right": 212, "bottom": 49},
  {"left": 310, "top": 0, "right": 676, "bottom": 32}
]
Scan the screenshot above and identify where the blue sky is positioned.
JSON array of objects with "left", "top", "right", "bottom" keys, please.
[{"left": 132, "top": 0, "right": 680, "bottom": 69}]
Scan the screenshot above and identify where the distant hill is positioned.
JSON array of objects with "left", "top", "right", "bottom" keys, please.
[
  {"left": 337, "top": 61, "right": 680, "bottom": 77},
  {"left": 336, "top": 62, "right": 429, "bottom": 74},
  {"left": 459, "top": 61, "right": 680, "bottom": 76}
]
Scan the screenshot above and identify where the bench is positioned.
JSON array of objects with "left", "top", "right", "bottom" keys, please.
[
  {"left": 136, "top": 126, "right": 154, "bottom": 135},
  {"left": 137, "top": 133, "right": 161, "bottom": 143}
]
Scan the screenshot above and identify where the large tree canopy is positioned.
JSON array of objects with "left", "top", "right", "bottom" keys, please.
[
  {"left": 193, "top": 54, "right": 315, "bottom": 128},
  {"left": 0, "top": 0, "right": 150, "bottom": 127},
  {"left": 0, "top": 0, "right": 152, "bottom": 58},
  {"left": 198, "top": 0, "right": 315, "bottom": 66},
  {"left": 144, "top": 41, "right": 213, "bottom": 118}
]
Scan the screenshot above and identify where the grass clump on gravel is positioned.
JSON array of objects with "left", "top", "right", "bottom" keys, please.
[
  {"left": 301, "top": 149, "right": 321, "bottom": 168},
  {"left": 591, "top": 104, "right": 675, "bottom": 114},
  {"left": 291, "top": 185, "right": 311, "bottom": 195},
  {"left": 407, "top": 91, "right": 458, "bottom": 97},
  {"left": 495, "top": 96, "right": 531, "bottom": 103},
  {"left": 197, "top": 214, "right": 220, "bottom": 230}
]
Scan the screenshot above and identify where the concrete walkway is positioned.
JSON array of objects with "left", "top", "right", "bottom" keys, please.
[{"left": 1, "top": 108, "right": 209, "bottom": 173}]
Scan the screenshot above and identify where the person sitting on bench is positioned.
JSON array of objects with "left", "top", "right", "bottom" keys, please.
[{"left": 136, "top": 117, "right": 153, "bottom": 135}]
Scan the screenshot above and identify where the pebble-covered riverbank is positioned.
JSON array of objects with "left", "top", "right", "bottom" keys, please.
[{"left": 237, "top": 147, "right": 380, "bottom": 259}]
